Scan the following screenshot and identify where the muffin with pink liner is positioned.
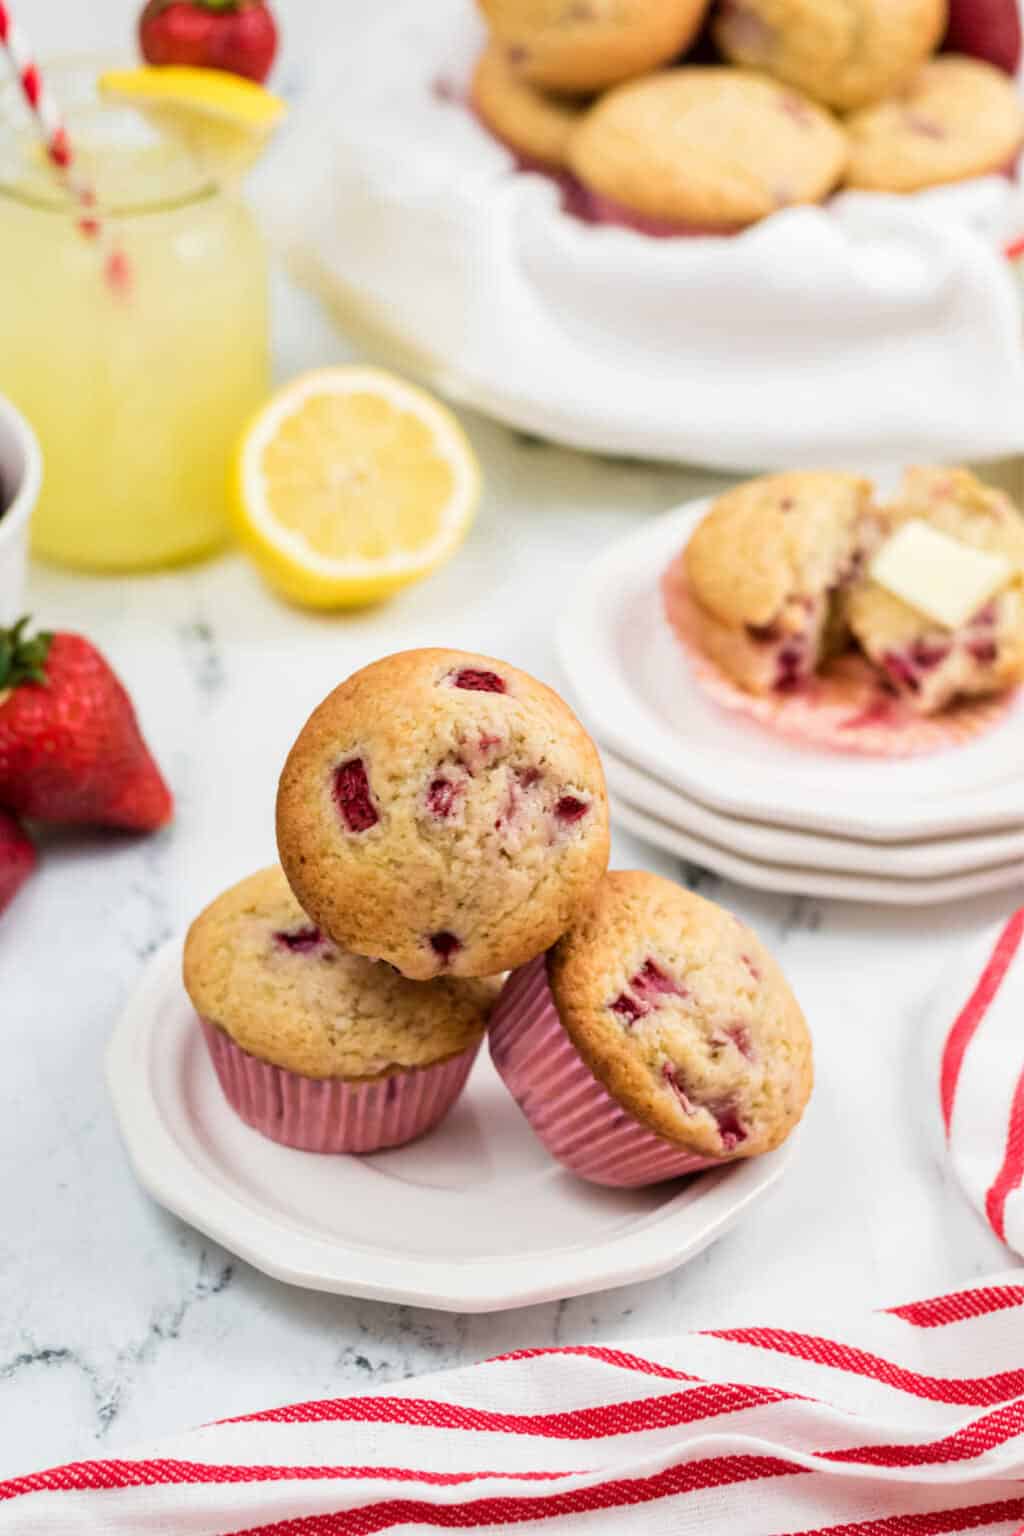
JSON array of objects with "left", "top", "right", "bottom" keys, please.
[
  {"left": 681, "top": 470, "right": 878, "bottom": 697},
  {"left": 489, "top": 870, "right": 812, "bottom": 1187},
  {"left": 184, "top": 867, "right": 498, "bottom": 1154},
  {"left": 665, "top": 467, "right": 1020, "bottom": 754}
]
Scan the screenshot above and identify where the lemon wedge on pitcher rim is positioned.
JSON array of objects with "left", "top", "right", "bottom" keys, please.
[
  {"left": 235, "top": 369, "right": 482, "bottom": 609},
  {"left": 98, "top": 67, "right": 286, "bottom": 178}
]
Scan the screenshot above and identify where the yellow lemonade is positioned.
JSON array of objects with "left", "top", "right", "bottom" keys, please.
[{"left": 0, "top": 64, "right": 269, "bottom": 571}]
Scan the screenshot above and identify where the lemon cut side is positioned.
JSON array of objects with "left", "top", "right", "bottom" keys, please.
[{"left": 235, "top": 368, "right": 481, "bottom": 609}]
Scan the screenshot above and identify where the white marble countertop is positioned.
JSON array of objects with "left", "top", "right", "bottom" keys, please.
[{"left": 0, "top": 0, "right": 1018, "bottom": 1485}]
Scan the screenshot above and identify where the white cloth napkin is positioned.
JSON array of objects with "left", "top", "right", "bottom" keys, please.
[
  {"left": 258, "top": 0, "right": 1024, "bottom": 470},
  {"left": 934, "top": 909, "right": 1024, "bottom": 1257},
  {"left": 3, "top": 1274, "right": 1024, "bottom": 1532}
]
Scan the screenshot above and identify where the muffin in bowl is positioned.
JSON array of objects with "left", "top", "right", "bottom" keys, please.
[
  {"left": 713, "top": 0, "right": 947, "bottom": 112},
  {"left": 477, "top": 0, "right": 712, "bottom": 94}
]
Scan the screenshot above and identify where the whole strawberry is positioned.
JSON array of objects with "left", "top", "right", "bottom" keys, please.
[
  {"left": 0, "top": 619, "right": 173, "bottom": 832},
  {"left": 0, "top": 808, "right": 35, "bottom": 916},
  {"left": 140, "top": 0, "right": 278, "bottom": 84}
]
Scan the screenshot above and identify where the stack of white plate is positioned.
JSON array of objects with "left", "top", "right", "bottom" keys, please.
[{"left": 558, "top": 497, "right": 1024, "bottom": 906}]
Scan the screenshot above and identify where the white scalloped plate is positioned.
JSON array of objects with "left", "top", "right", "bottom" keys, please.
[
  {"left": 106, "top": 943, "right": 794, "bottom": 1313},
  {"left": 612, "top": 795, "right": 1024, "bottom": 906},
  {"left": 558, "top": 498, "right": 1024, "bottom": 844},
  {"left": 602, "top": 747, "right": 1024, "bottom": 881}
]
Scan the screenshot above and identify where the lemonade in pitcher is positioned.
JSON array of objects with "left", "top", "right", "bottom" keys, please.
[{"left": 0, "top": 62, "right": 269, "bottom": 571}]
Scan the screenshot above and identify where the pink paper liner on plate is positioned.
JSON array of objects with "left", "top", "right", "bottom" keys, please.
[
  {"left": 199, "top": 1018, "right": 480, "bottom": 1154},
  {"left": 488, "top": 955, "right": 724, "bottom": 1187},
  {"left": 662, "top": 554, "right": 1014, "bottom": 758}
]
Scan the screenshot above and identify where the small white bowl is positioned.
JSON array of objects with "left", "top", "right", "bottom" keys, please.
[{"left": 0, "top": 395, "right": 41, "bottom": 625}]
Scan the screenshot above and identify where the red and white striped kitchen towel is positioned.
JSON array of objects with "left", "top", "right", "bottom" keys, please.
[
  {"left": 935, "top": 908, "right": 1024, "bottom": 1257},
  {"left": 3, "top": 1275, "right": 1024, "bottom": 1534},
  {"left": 5, "top": 912, "right": 1024, "bottom": 1533}
]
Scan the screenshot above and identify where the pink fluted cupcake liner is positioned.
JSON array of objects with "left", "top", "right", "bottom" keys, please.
[
  {"left": 662, "top": 554, "right": 1013, "bottom": 758},
  {"left": 488, "top": 956, "right": 723, "bottom": 1188},
  {"left": 199, "top": 1018, "right": 481, "bottom": 1154}
]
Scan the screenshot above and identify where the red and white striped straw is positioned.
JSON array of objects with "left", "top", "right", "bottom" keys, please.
[
  {"left": 0, "top": 1, "right": 130, "bottom": 292},
  {"left": 0, "top": 1, "right": 73, "bottom": 171}
]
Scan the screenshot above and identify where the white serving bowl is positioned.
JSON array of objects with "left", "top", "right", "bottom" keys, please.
[{"left": 267, "top": 0, "right": 1024, "bottom": 469}]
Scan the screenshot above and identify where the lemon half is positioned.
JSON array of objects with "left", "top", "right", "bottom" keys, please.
[{"left": 235, "top": 368, "right": 481, "bottom": 609}]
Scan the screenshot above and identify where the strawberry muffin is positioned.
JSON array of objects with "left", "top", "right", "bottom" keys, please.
[
  {"left": 845, "top": 56, "right": 1024, "bottom": 192},
  {"left": 276, "top": 649, "right": 610, "bottom": 981},
  {"left": 184, "top": 867, "right": 498, "bottom": 1153},
  {"left": 471, "top": 42, "right": 586, "bottom": 170},
  {"left": 477, "top": 0, "right": 711, "bottom": 93},
  {"left": 490, "top": 871, "right": 812, "bottom": 1186},
  {"left": 680, "top": 471, "right": 878, "bottom": 696},
  {"left": 847, "top": 467, "right": 1024, "bottom": 714},
  {"left": 566, "top": 69, "right": 847, "bottom": 234},
  {"left": 712, "top": 0, "right": 946, "bottom": 112}
]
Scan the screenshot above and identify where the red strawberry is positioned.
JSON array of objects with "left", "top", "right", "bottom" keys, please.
[
  {"left": 0, "top": 619, "right": 173, "bottom": 832},
  {"left": 139, "top": 0, "right": 278, "bottom": 84},
  {"left": 0, "top": 809, "right": 35, "bottom": 916}
]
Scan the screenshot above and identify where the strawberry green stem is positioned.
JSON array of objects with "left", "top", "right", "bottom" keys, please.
[{"left": 0, "top": 617, "right": 53, "bottom": 690}]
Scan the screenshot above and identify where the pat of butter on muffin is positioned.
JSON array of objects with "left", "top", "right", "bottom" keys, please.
[{"left": 869, "top": 519, "right": 1012, "bottom": 629}]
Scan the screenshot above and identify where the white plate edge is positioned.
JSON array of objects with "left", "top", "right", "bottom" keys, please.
[
  {"left": 612, "top": 795, "right": 1024, "bottom": 907},
  {"left": 602, "top": 744, "right": 1024, "bottom": 880},
  {"left": 106, "top": 943, "right": 794, "bottom": 1313}
]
